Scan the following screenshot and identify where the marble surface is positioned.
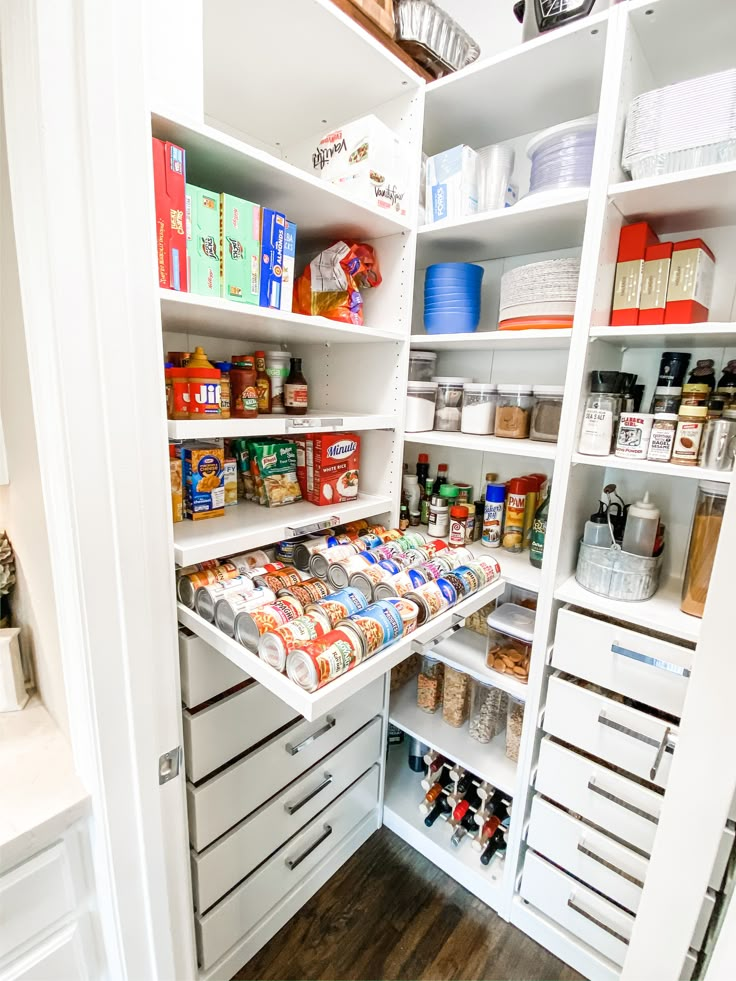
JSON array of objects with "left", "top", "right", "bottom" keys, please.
[{"left": 0, "top": 694, "right": 89, "bottom": 868}]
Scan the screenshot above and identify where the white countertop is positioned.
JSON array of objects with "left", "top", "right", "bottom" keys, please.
[{"left": 0, "top": 695, "right": 90, "bottom": 868}]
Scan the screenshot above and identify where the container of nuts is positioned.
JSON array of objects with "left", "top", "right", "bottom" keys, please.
[
  {"left": 485, "top": 603, "right": 535, "bottom": 685},
  {"left": 506, "top": 697, "right": 525, "bottom": 762},
  {"left": 469, "top": 679, "right": 508, "bottom": 744},
  {"left": 416, "top": 654, "right": 443, "bottom": 713},
  {"left": 442, "top": 665, "right": 471, "bottom": 727}
]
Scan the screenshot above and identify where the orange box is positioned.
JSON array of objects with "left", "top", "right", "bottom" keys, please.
[{"left": 306, "top": 433, "right": 360, "bottom": 506}]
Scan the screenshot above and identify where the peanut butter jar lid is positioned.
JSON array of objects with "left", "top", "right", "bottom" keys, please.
[{"left": 679, "top": 406, "right": 708, "bottom": 418}]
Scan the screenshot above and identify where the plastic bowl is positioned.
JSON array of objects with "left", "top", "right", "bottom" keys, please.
[
  {"left": 424, "top": 308, "right": 480, "bottom": 333},
  {"left": 424, "top": 301, "right": 480, "bottom": 311},
  {"left": 426, "top": 266, "right": 484, "bottom": 283}
]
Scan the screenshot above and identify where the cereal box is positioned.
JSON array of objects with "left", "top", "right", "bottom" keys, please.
[
  {"left": 182, "top": 443, "right": 225, "bottom": 520},
  {"left": 280, "top": 219, "right": 297, "bottom": 311},
  {"left": 186, "top": 184, "right": 220, "bottom": 297},
  {"left": 260, "top": 209, "right": 286, "bottom": 308},
  {"left": 152, "top": 138, "right": 187, "bottom": 291},
  {"left": 220, "top": 194, "right": 260, "bottom": 304},
  {"left": 170, "top": 457, "right": 183, "bottom": 523},
  {"left": 306, "top": 433, "right": 360, "bottom": 506}
]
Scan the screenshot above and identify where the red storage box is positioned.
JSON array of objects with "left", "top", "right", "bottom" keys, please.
[
  {"left": 611, "top": 221, "right": 658, "bottom": 326},
  {"left": 152, "top": 138, "right": 188, "bottom": 292},
  {"left": 664, "top": 239, "right": 715, "bottom": 324}
]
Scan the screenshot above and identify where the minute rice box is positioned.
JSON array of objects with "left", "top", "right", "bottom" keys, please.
[{"left": 306, "top": 433, "right": 360, "bottom": 506}]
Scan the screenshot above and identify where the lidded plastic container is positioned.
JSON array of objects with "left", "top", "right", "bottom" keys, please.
[
  {"left": 530, "top": 385, "right": 564, "bottom": 442},
  {"left": 506, "top": 697, "right": 525, "bottom": 762},
  {"left": 408, "top": 350, "right": 438, "bottom": 382},
  {"left": 432, "top": 376, "right": 471, "bottom": 432},
  {"left": 416, "top": 654, "right": 443, "bottom": 713},
  {"left": 681, "top": 480, "right": 728, "bottom": 618},
  {"left": 468, "top": 680, "right": 508, "bottom": 744},
  {"left": 405, "top": 381, "right": 438, "bottom": 433},
  {"left": 485, "top": 603, "right": 535, "bottom": 685},
  {"left": 442, "top": 665, "right": 470, "bottom": 728},
  {"left": 461, "top": 383, "right": 497, "bottom": 435},
  {"left": 495, "top": 384, "right": 534, "bottom": 439}
]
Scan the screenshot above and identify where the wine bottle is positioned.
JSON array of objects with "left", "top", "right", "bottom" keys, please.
[{"left": 480, "top": 828, "right": 507, "bottom": 866}]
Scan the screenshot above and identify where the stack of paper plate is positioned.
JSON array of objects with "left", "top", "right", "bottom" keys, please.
[
  {"left": 623, "top": 69, "right": 736, "bottom": 180},
  {"left": 499, "top": 257, "right": 579, "bottom": 331}
]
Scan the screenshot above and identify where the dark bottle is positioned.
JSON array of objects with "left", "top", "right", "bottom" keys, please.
[
  {"left": 432, "top": 463, "right": 449, "bottom": 496},
  {"left": 416, "top": 453, "right": 430, "bottom": 487},
  {"left": 399, "top": 504, "right": 409, "bottom": 531},
  {"left": 284, "top": 357, "right": 308, "bottom": 415},
  {"left": 529, "top": 489, "right": 550, "bottom": 570},
  {"left": 408, "top": 737, "right": 429, "bottom": 773},
  {"left": 688, "top": 359, "right": 716, "bottom": 393},
  {"left": 480, "top": 827, "right": 507, "bottom": 866},
  {"left": 424, "top": 796, "right": 452, "bottom": 827}
]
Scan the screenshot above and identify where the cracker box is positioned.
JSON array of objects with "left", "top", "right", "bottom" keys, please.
[
  {"left": 223, "top": 458, "right": 238, "bottom": 507},
  {"left": 170, "top": 457, "right": 183, "bottom": 523},
  {"left": 186, "top": 184, "right": 221, "bottom": 297},
  {"left": 152, "top": 138, "right": 188, "bottom": 291},
  {"left": 426, "top": 145, "right": 479, "bottom": 224},
  {"left": 280, "top": 219, "right": 297, "bottom": 311},
  {"left": 306, "top": 433, "right": 360, "bottom": 506},
  {"left": 260, "top": 209, "right": 286, "bottom": 308},
  {"left": 182, "top": 443, "right": 225, "bottom": 520},
  {"left": 220, "top": 194, "right": 260, "bottom": 304}
]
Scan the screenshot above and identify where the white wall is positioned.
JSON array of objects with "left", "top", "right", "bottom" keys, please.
[{"left": 439, "top": 0, "right": 522, "bottom": 61}]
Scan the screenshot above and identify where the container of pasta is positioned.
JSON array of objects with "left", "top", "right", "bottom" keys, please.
[
  {"left": 234, "top": 596, "right": 304, "bottom": 649},
  {"left": 286, "top": 628, "right": 366, "bottom": 692},
  {"left": 258, "top": 614, "right": 329, "bottom": 672},
  {"left": 214, "top": 587, "right": 277, "bottom": 637}
]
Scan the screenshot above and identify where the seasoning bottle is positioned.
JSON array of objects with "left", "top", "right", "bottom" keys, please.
[
  {"left": 449, "top": 505, "right": 469, "bottom": 547},
  {"left": 254, "top": 351, "right": 271, "bottom": 413},
  {"left": 622, "top": 492, "right": 660, "bottom": 557},
  {"left": 708, "top": 398, "right": 725, "bottom": 420},
  {"left": 647, "top": 413, "right": 678, "bottom": 462},
  {"left": 213, "top": 361, "right": 231, "bottom": 419},
  {"left": 231, "top": 355, "right": 258, "bottom": 418},
  {"left": 187, "top": 347, "right": 221, "bottom": 418},
  {"left": 672, "top": 405, "right": 708, "bottom": 465},
  {"left": 427, "top": 495, "right": 449, "bottom": 538},
  {"left": 529, "top": 490, "right": 550, "bottom": 569},
  {"left": 432, "top": 463, "right": 449, "bottom": 496},
  {"left": 284, "top": 357, "right": 308, "bottom": 415},
  {"left": 681, "top": 383, "right": 710, "bottom": 407},
  {"left": 464, "top": 506, "right": 475, "bottom": 544},
  {"left": 650, "top": 386, "right": 682, "bottom": 415},
  {"left": 416, "top": 453, "right": 430, "bottom": 487},
  {"left": 523, "top": 474, "right": 545, "bottom": 548},
  {"left": 421, "top": 479, "right": 433, "bottom": 525},
  {"left": 482, "top": 483, "right": 506, "bottom": 548},
  {"left": 578, "top": 371, "right": 620, "bottom": 456},
  {"left": 439, "top": 484, "right": 460, "bottom": 508},
  {"left": 716, "top": 360, "right": 736, "bottom": 405},
  {"left": 502, "top": 477, "right": 529, "bottom": 552},
  {"left": 473, "top": 500, "right": 484, "bottom": 542},
  {"left": 399, "top": 504, "right": 409, "bottom": 531}
]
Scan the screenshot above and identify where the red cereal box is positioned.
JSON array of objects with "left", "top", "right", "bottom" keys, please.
[
  {"left": 152, "top": 138, "right": 188, "bottom": 292},
  {"left": 306, "top": 433, "right": 360, "bottom": 506}
]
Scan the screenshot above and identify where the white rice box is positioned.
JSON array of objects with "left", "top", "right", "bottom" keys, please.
[
  {"left": 426, "top": 145, "right": 479, "bottom": 224},
  {"left": 310, "top": 115, "right": 408, "bottom": 216}
]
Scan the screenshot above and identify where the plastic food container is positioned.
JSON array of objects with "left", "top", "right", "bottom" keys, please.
[
  {"left": 416, "top": 654, "right": 443, "bottom": 713},
  {"left": 530, "top": 386, "right": 564, "bottom": 442},
  {"left": 575, "top": 541, "right": 663, "bottom": 601},
  {"left": 432, "top": 376, "right": 471, "bottom": 432},
  {"left": 485, "top": 603, "right": 535, "bottom": 685},
  {"left": 408, "top": 350, "right": 438, "bottom": 382},
  {"left": 442, "top": 664, "right": 470, "bottom": 728},
  {"left": 506, "top": 697, "right": 524, "bottom": 762},
  {"left": 468, "top": 679, "right": 508, "bottom": 744},
  {"left": 495, "top": 385, "right": 534, "bottom": 439},
  {"left": 405, "top": 381, "right": 438, "bottom": 433},
  {"left": 461, "top": 383, "right": 497, "bottom": 435}
]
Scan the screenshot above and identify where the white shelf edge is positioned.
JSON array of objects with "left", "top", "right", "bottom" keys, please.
[
  {"left": 404, "top": 431, "right": 557, "bottom": 460},
  {"left": 572, "top": 452, "right": 734, "bottom": 483},
  {"left": 608, "top": 161, "right": 736, "bottom": 201},
  {"left": 410, "top": 329, "right": 573, "bottom": 350},
  {"left": 167, "top": 412, "right": 398, "bottom": 440},
  {"left": 416, "top": 189, "right": 589, "bottom": 238},
  {"left": 590, "top": 322, "right": 736, "bottom": 344},
  {"left": 428, "top": 628, "right": 529, "bottom": 703}
]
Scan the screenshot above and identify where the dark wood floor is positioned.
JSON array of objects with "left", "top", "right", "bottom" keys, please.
[{"left": 235, "top": 828, "right": 582, "bottom": 981}]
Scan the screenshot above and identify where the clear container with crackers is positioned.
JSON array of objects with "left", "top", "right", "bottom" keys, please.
[{"left": 484, "top": 603, "right": 535, "bottom": 685}]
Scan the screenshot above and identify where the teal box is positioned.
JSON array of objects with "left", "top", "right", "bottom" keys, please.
[
  {"left": 220, "top": 194, "right": 261, "bottom": 305},
  {"left": 186, "top": 184, "right": 221, "bottom": 296}
]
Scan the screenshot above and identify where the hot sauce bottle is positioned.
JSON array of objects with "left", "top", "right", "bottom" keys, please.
[
  {"left": 284, "top": 357, "right": 308, "bottom": 416},
  {"left": 231, "top": 355, "right": 258, "bottom": 418}
]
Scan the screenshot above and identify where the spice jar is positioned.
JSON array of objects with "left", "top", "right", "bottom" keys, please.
[
  {"left": 681, "top": 481, "right": 728, "bottom": 618},
  {"left": 495, "top": 385, "right": 533, "bottom": 439},
  {"left": 427, "top": 495, "right": 449, "bottom": 538},
  {"left": 461, "top": 383, "right": 497, "bottom": 435},
  {"left": 485, "top": 603, "right": 534, "bottom": 684},
  {"left": 672, "top": 405, "right": 708, "bottom": 465},
  {"left": 681, "top": 383, "right": 710, "bottom": 407},
  {"left": 416, "top": 655, "right": 443, "bottom": 713},
  {"left": 214, "top": 361, "right": 231, "bottom": 419},
  {"left": 469, "top": 680, "right": 508, "bottom": 744},
  {"left": 432, "top": 377, "right": 471, "bottom": 432},
  {"left": 646, "top": 413, "right": 678, "bottom": 463},
  {"left": 578, "top": 370, "right": 620, "bottom": 456},
  {"left": 442, "top": 665, "right": 470, "bottom": 728},
  {"left": 650, "top": 386, "right": 682, "bottom": 415},
  {"left": 449, "top": 505, "right": 469, "bottom": 546},
  {"left": 530, "top": 386, "right": 564, "bottom": 442},
  {"left": 506, "top": 697, "right": 524, "bottom": 762}
]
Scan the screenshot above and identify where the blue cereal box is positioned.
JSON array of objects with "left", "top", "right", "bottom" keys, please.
[
  {"left": 279, "top": 219, "right": 297, "bottom": 311},
  {"left": 259, "top": 209, "right": 286, "bottom": 308}
]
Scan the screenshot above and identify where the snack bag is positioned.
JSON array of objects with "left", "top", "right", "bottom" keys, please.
[
  {"left": 250, "top": 441, "right": 302, "bottom": 508},
  {"left": 293, "top": 241, "right": 382, "bottom": 325}
]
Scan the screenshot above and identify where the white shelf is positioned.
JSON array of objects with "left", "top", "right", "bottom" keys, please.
[
  {"left": 178, "top": 575, "right": 506, "bottom": 720},
  {"left": 590, "top": 323, "right": 736, "bottom": 348},
  {"left": 423, "top": 10, "right": 608, "bottom": 153},
  {"left": 389, "top": 682, "right": 516, "bottom": 795},
  {"left": 160, "top": 290, "right": 404, "bottom": 346},
  {"left": 382, "top": 745, "right": 506, "bottom": 909},
  {"left": 415, "top": 525, "right": 542, "bottom": 594},
  {"left": 151, "top": 112, "right": 412, "bottom": 242},
  {"left": 572, "top": 452, "right": 734, "bottom": 484},
  {"left": 555, "top": 574, "right": 700, "bottom": 645},
  {"left": 405, "top": 431, "right": 557, "bottom": 460},
  {"left": 167, "top": 411, "right": 397, "bottom": 441},
  {"left": 173, "top": 494, "right": 393, "bottom": 566},
  {"left": 410, "top": 329, "right": 573, "bottom": 352},
  {"left": 609, "top": 163, "right": 736, "bottom": 231},
  {"left": 416, "top": 191, "right": 588, "bottom": 266},
  {"left": 428, "top": 628, "right": 529, "bottom": 703}
]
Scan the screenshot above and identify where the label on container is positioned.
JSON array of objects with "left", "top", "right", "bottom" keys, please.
[
  {"left": 482, "top": 501, "right": 504, "bottom": 547},
  {"left": 284, "top": 384, "right": 308, "bottom": 407},
  {"left": 579, "top": 407, "right": 614, "bottom": 455}
]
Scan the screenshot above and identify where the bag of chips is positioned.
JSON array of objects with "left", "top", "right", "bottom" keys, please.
[{"left": 293, "top": 241, "right": 382, "bottom": 325}]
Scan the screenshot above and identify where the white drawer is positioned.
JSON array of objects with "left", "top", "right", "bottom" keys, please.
[
  {"left": 527, "top": 796, "right": 646, "bottom": 915},
  {"left": 553, "top": 608, "right": 691, "bottom": 717},
  {"left": 521, "top": 851, "right": 634, "bottom": 966},
  {"left": 2, "top": 924, "right": 87, "bottom": 981},
  {"left": 536, "top": 737, "right": 663, "bottom": 855},
  {"left": 0, "top": 845, "right": 76, "bottom": 961},
  {"left": 187, "top": 676, "right": 383, "bottom": 850},
  {"left": 544, "top": 674, "right": 677, "bottom": 789},
  {"left": 183, "top": 682, "right": 300, "bottom": 782},
  {"left": 195, "top": 764, "right": 379, "bottom": 971},
  {"left": 179, "top": 627, "right": 249, "bottom": 709},
  {"left": 191, "top": 716, "right": 382, "bottom": 912}
]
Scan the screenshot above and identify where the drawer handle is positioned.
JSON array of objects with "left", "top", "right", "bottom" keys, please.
[
  {"left": 577, "top": 841, "right": 645, "bottom": 889},
  {"left": 285, "top": 824, "right": 333, "bottom": 870},
  {"left": 597, "top": 711, "right": 676, "bottom": 780},
  {"left": 285, "top": 774, "right": 333, "bottom": 815},
  {"left": 611, "top": 643, "right": 691, "bottom": 679},
  {"left": 285, "top": 716, "right": 336, "bottom": 756},
  {"left": 411, "top": 615, "right": 464, "bottom": 655},
  {"left": 567, "top": 895, "right": 630, "bottom": 945},
  {"left": 587, "top": 779, "right": 659, "bottom": 824}
]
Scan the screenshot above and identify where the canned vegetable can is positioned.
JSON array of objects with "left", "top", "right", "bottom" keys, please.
[
  {"left": 234, "top": 596, "right": 304, "bottom": 649},
  {"left": 258, "top": 614, "right": 328, "bottom": 672},
  {"left": 214, "top": 587, "right": 277, "bottom": 637},
  {"left": 305, "top": 588, "right": 369, "bottom": 628},
  {"left": 286, "top": 628, "right": 366, "bottom": 692},
  {"left": 194, "top": 574, "right": 256, "bottom": 621}
]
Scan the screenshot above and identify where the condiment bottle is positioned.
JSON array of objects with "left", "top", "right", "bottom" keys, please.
[
  {"left": 672, "top": 405, "right": 708, "bottom": 465},
  {"left": 523, "top": 474, "right": 545, "bottom": 548},
  {"left": 583, "top": 503, "right": 612, "bottom": 547},
  {"left": 622, "top": 492, "right": 660, "bottom": 557},
  {"left": 688, "top": 359, "right": 716, "bottom": 393},
  {"left": 284, "top": 357, "right": 308, "bottom": 415},
  {"left": 214, "top": 361, "right": 231, "bottom": 419},
  {"left": 254, "top": 351, "right": 272, "bottom": 413},
  {"left": 416, "top": 454, "right": 430, "bottom": 488},
  {"left": 529, "top": 490, "right": 550, "bottom": 569},
  {"left": 231, "top": 355, "right": 258, "bottom": 418},
  {"left": 420, "top": 479, "right": 433, "bottom": 525},
  {"left": 449, "top": 505, "right": 469, "bottom": 547},
  {"left": 427, "top": 495, "right": 449, "bottom": 539},
  {"left": 681, "top": 383, "right": 710, "bottom": 406},
  {"left": 578, "top": 371, "right": 620, "bottom": 456},
  {"left": 399, "top": 504, "right": 409, "bottom": 531},
  {"left": 502, "top": 477, "right": 529, "bottom": 552},
  {"left": 432, "top": 463, "right": 449, "bottom": 496},
  {"left": 482, "top": 483, "right": 506, "bottom": 548},
  {"left": 187, "top": 347, "right": 221, "bottom": 418}
]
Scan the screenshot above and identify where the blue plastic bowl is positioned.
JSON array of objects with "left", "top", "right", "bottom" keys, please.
[
  {"left": 426, "top": 263, "right": 484, "bottom": 284},
  {"left": 424, "top": 301, "right": 480, "bottom": 312},
  {"left": 424, "top": 308, "right": 480, "bottom": 333}
]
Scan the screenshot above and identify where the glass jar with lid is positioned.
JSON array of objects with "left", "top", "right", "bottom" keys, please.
[
  {"left": 416, "top": 655, "right": 443, "bottom": 713},
  {"left": 578, "top": 370, "right": 620, "bottom": 456},
  {"left": 461, "top": 383, "right": 497, "bottom": 435},
  {"left": 530, "top": 385, "right": 564, "bottom": 442},
  {"left": 494, "top": 384, "right": 534, "bottom": 439},
  {"left": 432, "top": 376, "right": 471, "bottom": 432},
  {"left": 468, "top": 679, "right": 508, "bottom": 744},
  {"left": 408, "top": 350, "right": 438, "bottom": 382},
  {"left": 485, "top": 603, "right": 535, "bottom": 684},
  {"left": 681, "top": 481, "right": 728, "bottom": 618}
]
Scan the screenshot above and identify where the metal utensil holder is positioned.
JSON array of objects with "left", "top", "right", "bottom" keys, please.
[{"left": 576, "top": 541, "right": 663, "bottom": 602}]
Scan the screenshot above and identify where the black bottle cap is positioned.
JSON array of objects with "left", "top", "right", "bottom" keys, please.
[
  {"left": 589, "top": 502, "right": 608, "bottom": 524},
  {"left": 589, "top": 370, "right": 620, "bottom": 393}
]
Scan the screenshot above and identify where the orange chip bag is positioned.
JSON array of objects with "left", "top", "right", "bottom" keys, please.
[{"left": 294, "top": 241, "right": 382, "bottom": 325}]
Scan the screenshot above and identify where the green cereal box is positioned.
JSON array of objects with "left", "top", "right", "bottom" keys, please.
[
  {"left": 220, "top": 194, "right": 260, "bottom": 304},
  {"left": 186, "top": 184, "right": 221, "bottom": 297}
]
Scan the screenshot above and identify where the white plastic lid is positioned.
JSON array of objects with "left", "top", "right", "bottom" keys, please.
[
  {"left": 497, "top": 384, "right": 533, "bottom": 395},
  {"left": 653, "top": 413, "right": 679, "bottom": 421},
  {"left": 654, "top": 386, "right": 682, "bottom": 395},
  {"left": 266, "top": 350, "right": 292, "bottom": 359},
  {"left": 410, "top": 350, "right": 437, "bottom": 362},
  {"left": 533, "top": 385, "right": 565, "bottom": 396},
  {"left": 526, "top": 114, "right": 598, "bottom": 158},
  {"left": 431, "top": 376, "right": 473, "bottom": 385},
  {"left": 463, "top": 382, "right": 497, "bottom": 392},
  {"left": 699, "top": 480, "right": 729, "bottom": 496},
  {"left": 486, "top": 602, "right": 536, "bottom": 643},
  {"left": 407, "top": 380, "right": 439, "bottom": 390}
]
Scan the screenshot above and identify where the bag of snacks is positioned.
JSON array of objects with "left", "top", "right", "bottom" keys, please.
[
  {"left": 249, "top": 440, "right": 302, "bottom": 507},
  {"left": 293, "top": 241, "right": 382, "bottom": 325}
]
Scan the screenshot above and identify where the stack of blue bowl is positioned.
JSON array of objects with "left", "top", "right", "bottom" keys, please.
[{"left": 424, "top": 262, "right": 484, "bottom": 334}]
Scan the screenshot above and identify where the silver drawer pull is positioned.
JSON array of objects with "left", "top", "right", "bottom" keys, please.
[
  {"left": 285, "top": 824, "right": 333, "bottom": 870},
  {"left": 611, "top": 643, "right": 691, "bottom": 679},
  {"left": 567, "top": 895, "right": 630, "bottom": 945},
  {"left": 285, "top": 774, "right": 333, "bottom": 815},
  {"left": 285, "top": 716, "right": 336, "bottom": 756},
  {"left": 597, "top": 711, "right": 676, "bottom": 780},
  {"left": 577, "top": 841, "right": 645, "bottom": 888},
  {"left": 411, "top": 615, "right": 464, "bottom": 655},
  {"left": 587, "top": 779, "right": 659, "bottom": 824}
]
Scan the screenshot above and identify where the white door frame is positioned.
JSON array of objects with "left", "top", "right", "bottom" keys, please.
[{"left": 0, "top": 0, "right": 194, "bottom": 977}]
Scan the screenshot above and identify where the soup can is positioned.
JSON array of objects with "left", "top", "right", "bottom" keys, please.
[
  {"left": 177, "top": 562, "right": 240, "bottom": 607},
  {"left": 275, "top": 539, "right": 298, "bottom": 564},
  {"left": 291, "top": 535, "right": 333, "bottom": 571},
  {"left": 372, "top": 542, "right": 403, "bottom": 563},
  {"left": 386, "top": 597, "right": 419, "bottom": 635},
  {"left": 235, "top": 596, "right": 304, "bottom": 649},
  {"left": 374, "top": 570, "right": 416, "bottom": 600},
  {"left": 227, "top": 550, "right": 274, "bottom": 575},
  {"left": 278, "top": 577, "right": 331, "bottom": 607},
  {"left": 327, "top": 551, "right": 377, "bottom": 589},
  {"left": 445, "top": 546, "right": 473, "bottom": 566},
  {"left": 177, "top": 558, "right": 219, "bottom": 578},
  {"left": 394, "top": 533, "right": 426, "bottom": 553},
  {"left": 214, "top": 587, "right": 276, "bottom": 637},
  {"left": 258, "top": 614, "right": 329, "bottom": 672},
  {"left": 377, "top": 528, "right": 403, "bottom": 543},
  {"left": 378, "top": 559, "right": 402, "bottom": 575},
  {"left": 305, "top": 588, "right": 369, "bottom": 630},
  {"left": 310, "top": 542, "right": 363, "bottom": 579},
  {"left": 444, "top": 572, "right": 471, "bottom": 600},
  {"left": 253, "top": 566, "right": 303, "bottom": 591},
  {"left": 286, "top": 628, "right": 366, "bottom": 692},
  {"left": 417, "top": 559, "right": 445, "bottom": 582},
  {"left": 358, "top": 531, "right": 384, "bottom": 550},
  {"left": 467, "top": 557, "right": 501, "bottom": 586},
  {"left": 339, "top": 600, "right": 405, "bottom": 657},
  {"left": 404, "top": 579, "right": 457, "bottom": 626},
  {"left": 194, "top": 574, "right": 256, "bottom": 621},
  {"left": 449, "top": 565, "right": 484, "bottom": 596},
  {"left": 348, "top": 563, "right": 396, "bottom": 601}
]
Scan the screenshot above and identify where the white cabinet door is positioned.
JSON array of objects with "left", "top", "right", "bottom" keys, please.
[
  {"left": 0, "top": 846, "right": 75, "bottom": 962},
  {"left": 1, "top": 925, "right": 88, "bottom": 981}
]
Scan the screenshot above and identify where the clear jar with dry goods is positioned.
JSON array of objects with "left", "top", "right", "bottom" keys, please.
[
  {"left": 469, "top": 680, "right": 508, "bottom": 744},
  {"left": 530, "top": 386, "right": 564, "bottom": 442},
  {"left": 495, "top": 385, "right": 533, "bottom": 439},
  {"left": 681, "top": 480, "right": 728, "bottom": 618},
  {"left": 442, "top": 664, "right": 470, "bottom": 727},
  {"left": 416, "top": 655, "right": 443, "bottom": 713},
  {"left": 432, "top": 376, "right": 471, "bottom": 432},
  {"left": 506, "top": 697, "right": 525, "bottom": 762},
  {"left": 485, "top": 603, "right": 535, "bottom": 684},
  {"left": 461, "top": 383, "right": 497, "bottom": 435}
]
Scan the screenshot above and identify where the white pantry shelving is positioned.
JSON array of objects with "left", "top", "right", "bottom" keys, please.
[
  {"left": 410, "top": 329, "right": 573, "bottom": 352},
  {"left": 427, "top": 628, "right": 529, "bottom": 703},
  {"left": 167, "top": 411, "right": 398, "bottom": 441},
  {"left": 404, "top": 432, "right": 557, "bottom": 459},
  {"left": 590, "top": 323, "right": 736, "bottom": 348},
  {"left": 608, "top": 162, "right": 736, "bottom": 231},
  {"left": 571, "top": 452, "right": 735, "bottom": 484}
]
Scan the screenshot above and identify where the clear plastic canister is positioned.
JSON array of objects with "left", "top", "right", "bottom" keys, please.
[
  {"left": 461, "top": 383, "right": 497, "bottom": 435},
  {"left": 530, "top": 385, "right": 564, "bottom": 442},
  {"left": 495, "top": 384, "right": 534, "bottom": 438},
  {"left": 442, "top": 664, "right": 470, "bottom": 728},
  {"left": 405, "top": 381, "right": 438, "bottom": 433},
  {"left": 432, "top": 376, "right": 471, "bottom": 432},
  {"left": 416, "top": 655, "right": 443, "bottom": 713},
  {"left": 681, "top": 480, "right": 728, "bottom": 618},
  {"left": 408, "top": 350, "right": 438, "bottom": 382},
  {"left": 468, "top": 679, "right": 508, "bottom": 744},
  {"left": 506, "top": 697, "right": 525, "bottom": 762}
]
